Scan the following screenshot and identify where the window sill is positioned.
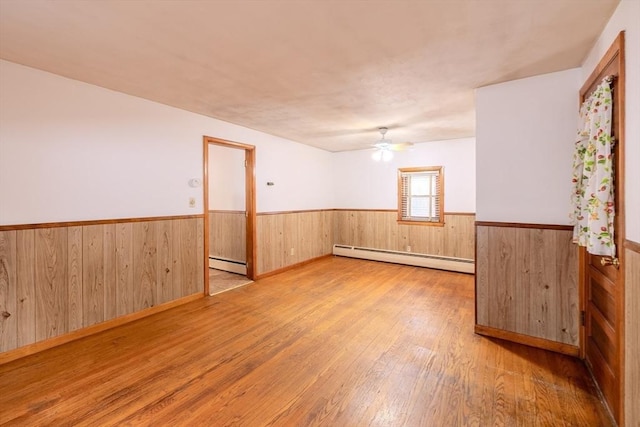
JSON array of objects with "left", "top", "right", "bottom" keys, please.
[{"left": 397, "top": 220, "right": 445, "bottom": 227}]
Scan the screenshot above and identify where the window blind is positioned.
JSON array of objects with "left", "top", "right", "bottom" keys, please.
[{"left": 400, "top": 169, "right": 441, "bottom": 222}]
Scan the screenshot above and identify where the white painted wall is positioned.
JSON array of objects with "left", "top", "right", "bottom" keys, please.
[
  {"left": 332, "top": 138, "right": 475, "bottom": 212},
  {"left": 208, "top": 145, "right": 245, "bottom": 211},
  {"left": 581, "top": 0, "right": 639, "bottom": 243},
  {"left": 258, "top": 135, "right": 334, "bottom": 213},
  {"left": 0, "top": 60, "right": 334, "bottom": 225},
  {"left": 476, "top": 68, "right": 580, "bottom": 225}
]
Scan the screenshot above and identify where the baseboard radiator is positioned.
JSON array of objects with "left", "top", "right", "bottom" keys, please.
[
  {"left": 332, "top": 244, "right": 474, "bottom": 274},
  {"left": 209, "top": 256, "right": 247, "bottom": 275}
]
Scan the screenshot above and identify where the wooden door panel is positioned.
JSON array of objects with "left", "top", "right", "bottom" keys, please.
[
  {"left": 588, "top": 273, "right": 616, "bottom": 326},
  {"left": 579, "top": 32, "right": 624, "bottom": 424},
  {"left": 588, "top": 307, "right": 616, "bottom": 367},
  {"left": 586, "top": 335, "right": 618, "bottom": 416},
  {"left": 589, "top": 254, "right": 618, "bottom": 280}
]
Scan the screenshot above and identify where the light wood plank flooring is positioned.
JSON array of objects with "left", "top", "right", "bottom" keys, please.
[{"left": 0, "top": 257, "right": 612, "bottom": 426}]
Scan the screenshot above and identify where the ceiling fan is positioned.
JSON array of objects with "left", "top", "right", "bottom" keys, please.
[{"left": 371, "top": 127, "right": 413, "bottom": 161}]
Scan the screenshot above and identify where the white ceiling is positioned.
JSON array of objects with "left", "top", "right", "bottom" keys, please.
[{"left": 0, "top": 0, "right": 619, "bottom": 152}]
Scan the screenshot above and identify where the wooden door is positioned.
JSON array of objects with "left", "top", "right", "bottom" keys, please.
[{"left": 580, "top": 32, "right": 625, "bottom": 425}]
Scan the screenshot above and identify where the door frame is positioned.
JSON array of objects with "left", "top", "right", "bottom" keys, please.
[
  {"left": 578, "top": 31, "right": 625, "bottom": 424},
  {"left": 203, "top": 136, "right": 257, "bottom": 294}
]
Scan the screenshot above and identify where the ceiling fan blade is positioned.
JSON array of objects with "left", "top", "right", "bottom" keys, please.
[
  {"left": 372, "top": 141, "right": 392, "bottom": 149},
  {"left": 389, "top": 142, "right": 414, "bottom": 151}
]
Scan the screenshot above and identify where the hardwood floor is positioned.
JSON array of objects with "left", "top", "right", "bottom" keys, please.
[{"left": 0, "top": 257, "right": 612, "bottom": 426}]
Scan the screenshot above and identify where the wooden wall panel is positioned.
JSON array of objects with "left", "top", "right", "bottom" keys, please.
[
  {"left": 175, "top": 218, "right": 200, "bottom": 296},
  {"left": 35, "top": 228, "right": 68, "bottom": 341},
  {"left": 333, "top": 211, "right": 352, "bottom": 246},
  {"left": 16, "top": 230, "right": 36, "bottom": 347},
  {"left": 0, "top": 231, "right": 17, "bottom": 352},
  {"left": 475, "top": 225, "right": 578, "bottom": 346},
  {"left": 83, "top": 225, "right": 105, "bottom": 327},
  {"left": 557, "top": 230, "right": 579, "bottom": 345},
  {"left": 333, "top": 211, "right": 475, "bottom": 260},
  {"left": 407, "top": 222, "right": 445, "bottom": 256},
  {"left": 321, "top": 210, "right": 334, "bottom": 255},
  {"left": 133, "top": 222, "right": 157, "bottom": 311},
  {"left": 103, "top": 225, "right": 117, "bottom": 322},
  {"left": 67, "top": 227, "right": 83, "bottom": 331},
  {"left": 488, "top": 227, "right": 517, "bottom": 331},
  {"left": 444, "top": 214, "right": 475, "bottom": 258},
  {"left": 257, "top": 214, "right": 285, "bottom": 274},
  {"left": 209, "top": 211, "right": 245, "bottom": 263},
  {"left": 625, "top": 244, "right": 640, "bottom": 427},
  {"left": 170, "top": 220, "right": 183, "bottom": 299},
  {"left": 283, "top": 213, "right": 299, "bottom": 267},
  {"left": 115, "top": 223, "right": 134, "bottom": 317},
  {"left": 355, "top": 211, "right": 375, "bottom": 249},
  {"left": 370, "top": 211, "right": 395, "bottom": 250},
  {"left": 523, "top": 229, "right": 556, "bottom": 340},
  {"left": 0, "top": 217, "right": 203, "bottom": 354},
  {"left": 196, "top": 218, "right": 204, "bottom": 292},
  {"left": 475, "top": 227, "right": 489, "bottom": 325},
  {"left": 296, "top": 211, "right": 332, "bottom": 264},
  {"left": 80, "top": 224, "right": 118, "bottom": 327},
  {"left": 157, "top": 220, "right": 174, "bottom": 305},
  {"left": 256, "top": 211, "right": 334, "bottom": 276}
]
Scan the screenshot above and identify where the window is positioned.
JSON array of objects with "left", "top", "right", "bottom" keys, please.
[{"left": 398, "top": 166, "right": 444, "bottom": 225}]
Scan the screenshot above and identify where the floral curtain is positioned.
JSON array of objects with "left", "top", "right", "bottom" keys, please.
[{"left": 570, "top": 77, "right": 615, "bottom": 257}]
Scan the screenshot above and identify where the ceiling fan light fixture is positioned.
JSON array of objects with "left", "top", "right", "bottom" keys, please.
[
  {"left": 372, "top": 147, "right": 393, "bottom": 162},
  {"left": 371, "top": 127, "right": 396, "bottom": 162}
]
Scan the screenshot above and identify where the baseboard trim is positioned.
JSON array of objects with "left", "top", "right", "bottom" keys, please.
[
  {"left": 474, "top": 324, "right": 579, "bottom": 357},
  {"left": 0, "top": 293, "right": 203, "bottom": 365},
  {"left": 255, "top": 254, "right": 333, "bottom": 280}
]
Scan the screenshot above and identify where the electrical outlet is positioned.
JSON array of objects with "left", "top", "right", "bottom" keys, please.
[
  {"left": 290, "top": 248, "right": 295, "bottom": 256},
  {"left": 188, "top": 197, "right": 196, "bottom": 208},
  {"left": 407, "top": 245, "right": 412, "bottom": 252}
]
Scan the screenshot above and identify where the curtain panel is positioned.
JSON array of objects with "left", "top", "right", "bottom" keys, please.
[{"left": 570, "top": 77, "right": 615, "bottom": 257}]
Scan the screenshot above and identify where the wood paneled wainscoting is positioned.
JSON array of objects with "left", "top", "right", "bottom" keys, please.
[
  {"left": 475, "top": 222, "right": 579, "bottom": 355},
  {"left": 209, "top": 210, "right": 246, "bottom": 263},
  {"left": 256, "top": 210, "right": 333, "bottom": 277},
  {"left": 625, "top": 239, "right": 640, "bottom": 426},
  {"left": 334, "top": 210, "right": 475, "bottom": 260},
  {"left": 0, "top": 216, "right": 204, "bottom": 360}
]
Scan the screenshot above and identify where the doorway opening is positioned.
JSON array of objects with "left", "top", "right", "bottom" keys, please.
[{"left": 203, "top": 136, "right": 256, "bottom": 295}]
